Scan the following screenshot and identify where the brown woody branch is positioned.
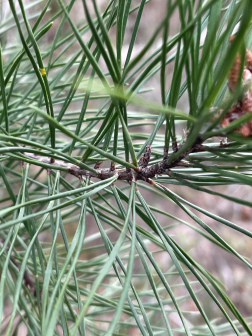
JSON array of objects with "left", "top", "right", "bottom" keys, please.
[{"left": 20, "top": 136, "right": 221, "bottom": 185}]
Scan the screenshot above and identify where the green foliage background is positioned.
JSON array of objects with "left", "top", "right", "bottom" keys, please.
[{"left": 0, "top": 0, "right": 252, "bottom": 335}]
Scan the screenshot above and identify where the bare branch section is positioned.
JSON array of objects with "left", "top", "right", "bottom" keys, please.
[{"left": 20, "top": 137, "right": 215, "bottom": 184}]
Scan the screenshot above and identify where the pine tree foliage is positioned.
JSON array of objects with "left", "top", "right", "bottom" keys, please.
[{"left": 0, "top": 0, "right": 252, "bottom": 335}]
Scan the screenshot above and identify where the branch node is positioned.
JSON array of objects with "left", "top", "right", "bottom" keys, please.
[
  {"left": 94, "top": 161, "right": 103, "bottom": 169},
  {"left": 163, "top": 147, "right": 169, "bottom": 161},
  {"left": 110, "top": 161, "right": 115, "bottom": 171},
  {"left": 172, "top": 139, "right": 178, "bottom": 152},
  {"left": 138, "top": 145, "right": 151, "bottom": 168}
]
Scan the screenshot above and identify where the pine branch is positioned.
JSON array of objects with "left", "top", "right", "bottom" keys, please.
[{"left": 9, "top": 136, "right": 222, "bottom": 185}]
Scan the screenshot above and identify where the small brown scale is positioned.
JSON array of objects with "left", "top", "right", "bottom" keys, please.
[{"left": 221, "top": 37, "right": 252, "bottom": 136}]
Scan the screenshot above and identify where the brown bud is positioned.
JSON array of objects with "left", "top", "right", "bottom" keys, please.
[
  {"left": 246, "top": 49, "right": 252, "bottom": 72},
  {"left": 241, "top": 91, "right": 252, "bottom": 112},
  {"left": 239, "top": 123, "right": 251, "bottom": 137},
  {"left": 222, "top": 38, "right": 252, "bottom": 136},
  {"left": 228, "top": 54, "right": 241, "bottom": 92}
]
